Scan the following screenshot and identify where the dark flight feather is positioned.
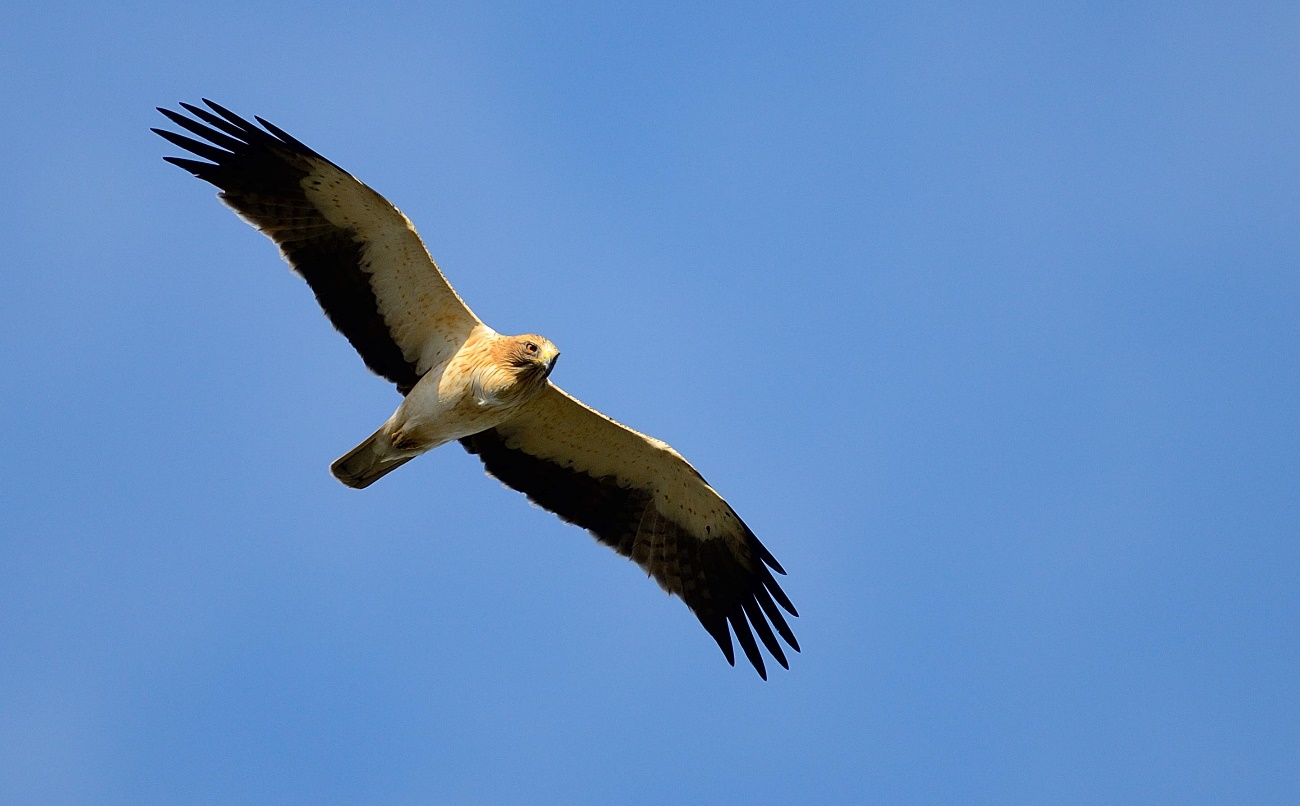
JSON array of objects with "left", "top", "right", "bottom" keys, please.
[{"left": 155, "top": 100, "right": 422, "bottom": 393}]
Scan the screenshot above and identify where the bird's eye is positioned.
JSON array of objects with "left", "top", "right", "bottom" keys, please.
[{"left": 525, "top": 341, "right": 538, "bottom": 354}]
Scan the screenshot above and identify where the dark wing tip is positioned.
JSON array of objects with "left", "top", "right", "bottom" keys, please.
[
  {"left": 755, "top": 583, "right": 800, "bottom": 652},
  {"left": 762, "top": 565, "right": 799, "bottom": 618},
  {"left": 152, "top": 127, "right": 233, "bottom": 163},
  {"left": 254, "top": 114, "right": 326, "bottom": 158},
  {"left": 697, "top": 613, "right": 736, "bottom": 667},
  {"left": 199, "top": 98, "right": 259, "bottom": 132},
  {"left": 728, "top": 610, "right": 768, "bottom": 680},
  {"left": 742, "top": 597, "right": 789, "bottom": 670},
  {"left": 161, "top": 155, "right": 217, "bottom": 177},
  {"left": 746, "top": 524, "right": 787, "bottom": 575},
  {"left": 686, "top": 529, "right": 799, "bottom": 679},
  {"left": 154, "top": 100, "right": 331, "bottom": 178},
  {"left": 154, "top": 101, "right": 257, "bottom": 178}
]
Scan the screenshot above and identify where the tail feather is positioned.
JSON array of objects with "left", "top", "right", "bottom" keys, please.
[{"left": 331, "top": 427, "right": 415, "bottom": 489}]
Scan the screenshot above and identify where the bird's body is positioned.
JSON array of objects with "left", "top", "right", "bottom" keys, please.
[
  {"left": 155, "top": 100, "right": 798, "bottom": 677},
  {"left": 334, "top": 327, "right": 560, "bottom": 488}
]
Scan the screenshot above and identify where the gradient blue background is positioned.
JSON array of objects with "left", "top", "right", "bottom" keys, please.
[{"left": 2, "top": 2, "right": 1298, "bottom": 803}]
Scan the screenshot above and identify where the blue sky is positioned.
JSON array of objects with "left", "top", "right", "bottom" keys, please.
[{"left": 2, "top": 1, "right": 1298, "bottom": 803}]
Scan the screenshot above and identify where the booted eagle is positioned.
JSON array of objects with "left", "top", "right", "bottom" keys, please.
[{"left": 155, "top": 100, "right": 798, "bottom": 678}]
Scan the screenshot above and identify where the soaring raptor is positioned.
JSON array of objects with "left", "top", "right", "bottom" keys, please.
[{"left": 154, "top": 100, "right": 798, "bottom": 678}]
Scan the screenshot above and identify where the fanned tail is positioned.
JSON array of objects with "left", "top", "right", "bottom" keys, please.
[{"left": 331, "top": 427, "right": 415, "bottom": 488}]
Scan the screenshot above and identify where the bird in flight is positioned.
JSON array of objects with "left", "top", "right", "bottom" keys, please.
[{"left": 154, "top": 100, "right": 798, "bottom": 678}]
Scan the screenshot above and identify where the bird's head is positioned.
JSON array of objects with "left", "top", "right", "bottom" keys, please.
[
  {"left": 476, "top": 334, "right": 559, "bottom": 407},
  {"left": 498, "top": 333, "right": 560, "bottom": 387}
]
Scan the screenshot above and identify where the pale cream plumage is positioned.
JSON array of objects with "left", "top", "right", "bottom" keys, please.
[{"left": 156, "top": 100, "right": 798, "bottom": 677}]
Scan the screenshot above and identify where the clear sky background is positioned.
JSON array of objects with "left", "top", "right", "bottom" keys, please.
[{"left": 2, "top": 2, "right": 1298, "bottom": 803}]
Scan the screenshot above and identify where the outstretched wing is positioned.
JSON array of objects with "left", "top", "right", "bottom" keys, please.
[
  {"left": 459, "top": 384, "right": 798, "bottom": 679},
  {"left": 154, "top": 100, "right": 481, "bottom": 394}
]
